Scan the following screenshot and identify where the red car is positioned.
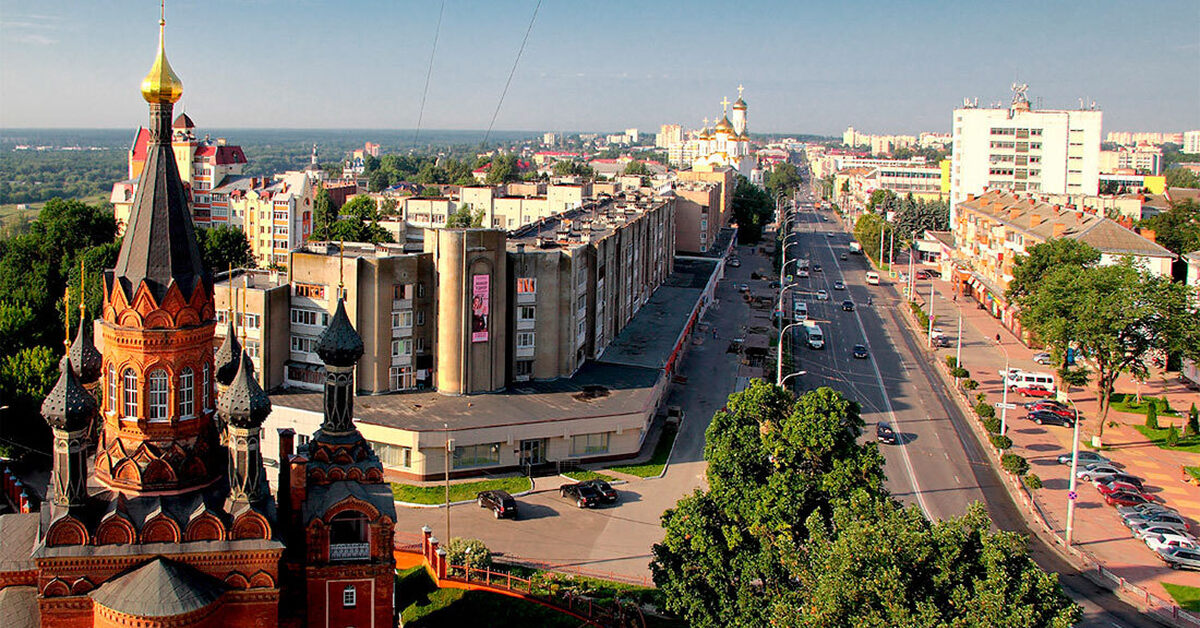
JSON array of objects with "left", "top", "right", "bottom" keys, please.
[
  {"left": 1106, "top": 491, "right": 1154, "bottom": 507},
  {"left": 1096, "top": 480, "right": 1144, "bottom": 497},
  {"left": 1016, "top": 386, "right": 1055, "bottom": 398},
  {"left": 1028, "top": 403, "right": 1075, "bottom": 419}
]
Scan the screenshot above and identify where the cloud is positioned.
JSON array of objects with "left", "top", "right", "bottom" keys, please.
[
  {"left": 11, "top": 33, "right": 55, "bottom": 45},
  {"left": 2, "top": 13, "right": 61, "bottom": 45}
]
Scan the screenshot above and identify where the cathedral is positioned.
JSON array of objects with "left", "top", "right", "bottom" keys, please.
[
  {"left": 667, "top": 86, "right": 760, "bottom": 182},
  {"left": 0, "top": 12, "right": 395, "bottom": 627}
]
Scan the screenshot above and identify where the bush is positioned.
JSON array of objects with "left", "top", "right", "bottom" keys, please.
[
  {"left": 989, "top": 434, "right": 1013, "bottom": 450},
  {"left": 962, "top": 379, "right": 979, "bottom": 391},
  {"left": 982, "top": 416, "right": 1002, "bottom": 434},
  {"left": 1024, "top": 474, "right": 1043, "bottom": 489},
  {"left": 444, "top": 537, "right": 492, "bottom": 570},
  {"left": 975, "top": 402, "right": 996, "bottom": 419},
  {"left": 1001, "top": 453, "right": 1030, "bottom": 476},
  {"left": 946, "top": 356, "right": 958, "bottom": 369},
  {"left": 1188, "top": 403, "right": 1199, "bottom": 437},
  {"left": 1145, "top": 402, "right": 1159, "bottom": 429},
  {"left": 1166, "top": 424, "right": 1180, "bottom": 447},
  {"left": 950, "top": 366, "right": 970, "bottom": 378}
]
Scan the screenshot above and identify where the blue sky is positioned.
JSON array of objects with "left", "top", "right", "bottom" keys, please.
[{"left": 1, "top": 1, "right": 1197, "bottom": 134}]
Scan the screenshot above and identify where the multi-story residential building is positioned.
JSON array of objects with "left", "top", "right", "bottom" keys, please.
[
  {"left": 671, "top": 180, "right": 722, "bottom": 254},
  {"left": 676, "top": 164, "right": 735, "bottom": 228},
  {"left": 656, "top": 124, "right": 683, "bottom": 148},
  {"left": 1183, "top": 130, "right": 1200, "bottom": 154},
  {"left": 1183, "top": 251, "right": 1200, "bottom": 389},
  {"left": 950, "top": 86, "right": 1102, "bottom": 222},
  {"left": 209, "top": 169, "right": 319, "bottom": 268},
  {"left": 1105, "top": 131, "right": 1186, "bottom": 147},
  {"left": 1100, "top": 145, "right": 1163, "bottom": 175},
  {"left": 951, "top": 189, "right": 1174, "bottom": 334}
]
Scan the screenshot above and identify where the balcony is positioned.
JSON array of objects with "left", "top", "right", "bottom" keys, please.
[{"left": 329, "top": 543, "right": 370, "bottom": 562}]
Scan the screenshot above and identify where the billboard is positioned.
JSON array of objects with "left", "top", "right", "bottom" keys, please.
[{"left": 471, "top": 274, "right": 489, "bottom": 342}]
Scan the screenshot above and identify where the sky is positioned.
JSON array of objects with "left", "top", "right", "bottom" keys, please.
[{"left": 1, "top": 1, "right": 1198, "bottom": 135}]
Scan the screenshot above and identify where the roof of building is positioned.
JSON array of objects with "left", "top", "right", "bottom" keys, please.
[
  {"left": 925, "top": 230, "right": 956, "bottom": 248},
  {"left": 68, "top": 324, "right": 102, "bottom": 385},
  {"left": 41, "top": 358, "right": 98, "bottom": 432},
  {"left": 301, "top": 480, "right": 396, "bottom": 525},
  {"left": 317, "top": 298, "right": 364, "bottom": 368},
  {"left": 90, "top": 557, "right": 227, "bottom": 618},
  {"left": 195, "top": 144, "right": 247, "bottom": 165},
  {"left": 508, "top": 195, "right": 667, "bottom": 247},
  {"left": 172, "top": 113, "right": 194, "bottom": 129},
  {"left": 0, "top": 513, "right": 38, "bottom": 574},
  {"left": 1074, "top": 219, "right": 1175, "bottom": 258},
  {"left": 214, "top": 321, "right": 243, "bottom": 386},
  {"left": 0, "top": 586, "right": 38, "bottom": 626},
  {"left": 218, "top": 352, "right": 272, "bottom": 429},
  {"left": 1167, "top": 187, "right": 1200, "bottom": 204}
]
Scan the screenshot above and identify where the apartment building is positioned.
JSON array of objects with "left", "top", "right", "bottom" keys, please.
[
  {"left": 950, "top": 89, "right": 1102, "bottom": 222},
  {"left": 1100, "top": 146, "right": 1163, "bottom": 175},
  {"left": 208, "top": 169, "right": 319, "bottom": 268},
  {"left": 831, "top": 158, "right": 949, "bottom": 205},
  {"left": 657, "top": 124, "right": 684, "bottom": 148},
  {"left": 671, "top": 181, "right": 722, "bottom": 254},
  {"left": 1106, "top": 131, "right": 1185, "bottom": 147},
  {"left": 1185, "top": 131, "right": 1200, "bottom": 154},
  {"left": 952, "top": 189, "right": 1174, "bottom": 332},
  {"left": 368, "top": 183, "right": 589, "bottom": 231},
  {"left": 676, "top": 165, "right": 735, "bottom": 228}
]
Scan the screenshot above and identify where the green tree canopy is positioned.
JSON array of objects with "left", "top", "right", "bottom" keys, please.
[
  {"left": 326, "top": 195, "right": 393, "bottom": 244},
  {"left": 444, "top": 204, "right": 484, "bottom": 228},
  {"left": 1137, "top": 198, "right": 1200, "bottom": 255},
  {"left": 310, "top": 187, "right": 337, "bottom": 241},
  {"left": 732, "top": 175, "right": 774, "bottom": 244},
  {"left": 852, "top": 213, "right": 892, "bottom": 264},
  {"left": 485, "top": 154, "right": 521, "bottom": 184},
  {"left": 195, "top": 225, "right": 253, "bottom": 272},
  {"left": 552, "top": 160, "right": 594, "bottom": 179},
  {"left": 623, "top": 160, "right": 650, "bottom": 176},
  {"left": 1165, "top": 166, "right": 1200, "bottom": 189},
  {"left": 765, "top": 162, "right": 802, "bottom": 200},
  {"left": 1007, "top": 238, "right": 1101, "bottom": 303}
]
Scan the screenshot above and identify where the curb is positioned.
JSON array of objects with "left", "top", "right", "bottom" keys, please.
[
  {"left": 645, "top": 418, "right": 684, "bottom": 481},
  {"left": 556, "top": 474, "right": 629, "bottom": 487},
  {"left": 393, "top": 477, "right": 536, "bottom": 509}
]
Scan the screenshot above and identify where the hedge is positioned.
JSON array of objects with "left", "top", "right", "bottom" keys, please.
[
  {"left": 1001, "top": 453, "right": 1030, "bottom": 476},
  {"left": 989, "top": 434, "right": 1013, "bottom": 450}
]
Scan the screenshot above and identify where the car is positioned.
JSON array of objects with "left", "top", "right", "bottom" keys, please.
[
  {"left": 853, "top": 344, "right": 869, "bottom": 359},
  {"left": 813, "top": 264, "right": 822, "bottom": 272},
  {"left": 915, "top": 270, "right": 930, "bottom": 280},
  {"left": 768, "top": 280, "right": 782, "bottom": 289},
  {"left": 560, "top": 482, "right": 603, "bottom": 508},
  {"left": 1016, "top": 386, "right": 1056, "bottom": 398},
  {"left": 728, "top": 258, "right": 741, "bottom": 268},
  {"left": 579, "top": 479, "right": 618, "bottom": 504},
  {"left": 1033, "top": 352, "right": 1052, "bottom": 365},
  {"left": 1095, "top": 480, "right": 1144, "bottom": 497},
  {"left": 876, "top": 422, "right": 898, "bottom": 444},
  {"left": 841, "top": 300, "right": 855, "bottom": 312},
  {"left": 1106, "top": 491, "right": 1154, "bottom": 507},
  {"left": 825, "top": 232, "right": 835, "bottom": 238},
  {"left": 840, "top": 253, "right": 848, "bottom": 261},
  {"left": 1124, "top": 511, "right": 1189, "bottom": 532},
  {"left": 833, "top": 281, "right": 846, "bottom": 290},
  {"left": 1057, "top": 451, "right": 1110, "bottom": 466},
  {"left": 1028, "top": 402, "right": 1074, "bottom": 418},
  {"left": 924, "top": 268, "right": 942, "bottom": 278},
  {"left": 476, "top": 490, "right": 518, "bottom": 519},
  {"left": 738, "top": 283, "right": 750, "bottom": 293},
  {"left": 1136, "top": 525, "right": 1195, "bottom": 542},
  {"left": 1103, "top": 472, "right": 1146, "bottom": 490},
  {"left": 1154, "top": 546, "right": 1200, "bottom": 570},
  {"left": 1026, "top": 411, "right": 1073, "bottom": 427},
  {"left": 798, "top": 270, "right": 810, "bottom": 278},
  {"left": 816, "top": 290, "right": 829, "bottom": 301},
  {"left": 1145, "top": 533, "right": 1198, "bottom": 552},
  {"left": 1024, "top": 399, "right": 1068, "bottom": 411},
  {"left": 1117, "top": 503, "right": 1176, "bottom": 519},
  {"left": 1077, "top": 464, "right": 1122, "bottom": 481}
]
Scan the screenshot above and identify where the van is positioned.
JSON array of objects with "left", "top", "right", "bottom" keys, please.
[
  {"left": 803, "top": 323, "right": 825, "bottom": 349},
  {"left": 793, "top": 301, "right": 808, "bottom": 321},
  {"left": 1002, "top": 370, "right": 1056, "bottom": 395},
  {"left": 866, "top": 271, "right": 880, "bottom": 285}
]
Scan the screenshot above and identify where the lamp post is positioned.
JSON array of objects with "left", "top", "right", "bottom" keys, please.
[
  {"left": 1064, "top": 395, "right": 1082, "bottom": 547},
  {"left": 779, "top": 369, "right": 808, "bottom": 389},
  {"left": 995, "top": 333, "right": 1011, "bottom": 437},
  {"left": 926, "top": 279, "right": 936, "bottom": 347},
  {"left": 777, "top": 310, "right": 803, "bottom": 386},
  {"left": 955, "top": 311, "right": 963, "bottom": 376},
  {"left": 444, "top": 423, "right": 452, "bottom": 543}
]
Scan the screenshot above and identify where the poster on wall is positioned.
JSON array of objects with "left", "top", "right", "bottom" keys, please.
[{"left": 471, "top": 274, "right": 489, "bottom": 342}]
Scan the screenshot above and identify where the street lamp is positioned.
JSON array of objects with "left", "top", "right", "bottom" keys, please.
[
  {"left": 1063, "top": 395, "right": 1082, "bottom": 547},
  {"left": 776, "top": 296, "right": 802, "bottom": 385},
  {"left": 779, "top": 369, "right": 808, "bottom": 389},
  {"left": 994, "top": 333, "right": 1011, "bottom": 437}
]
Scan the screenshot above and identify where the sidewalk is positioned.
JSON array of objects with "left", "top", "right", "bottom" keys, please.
[{"left": 912, "top": 270, "right": 1200, "bottom": 605}]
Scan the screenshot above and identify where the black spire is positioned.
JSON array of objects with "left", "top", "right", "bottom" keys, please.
[
  {"left": 67, "top": 324, "right": 102, "bottom": 385},
  {"left": 42, "top": 358, "right": 98, "bottom": 433},
  {"left": 217, "top": 353, "right": 271, "bottom": 429},
  {"left": 214, "top": 320, "right": 243, "bottom": 386},
  {"left": 316, "top": 298, "right": 363, "bottom": 368},
  {"left": 112, "top": 100, "right": 208, "bottom": 303}
]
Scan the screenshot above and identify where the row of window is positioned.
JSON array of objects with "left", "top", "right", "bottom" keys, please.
[
  {"left": 449, "top": 433, "right": 612, "bottom": 469},
  {"left": 216, "top": 311, "right": 260, "bottom": 329},
  {"left": 105, "top": 363, "right": 210, "bottom": 420}
]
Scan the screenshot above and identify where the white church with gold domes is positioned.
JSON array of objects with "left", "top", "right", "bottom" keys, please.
[{"left": 667, "top": 86, "right": 760, "bottom": 183}]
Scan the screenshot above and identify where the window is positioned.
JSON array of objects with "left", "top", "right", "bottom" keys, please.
[
  {"left": 147, "top": 370, "right": 168, "bottom": 421},
  {"left": 516, "top": 332, "right": 535, "bottom": 349},
  {"left": 391, "top": 339, "right": 412, "bottom": 357},
  {"left": 453, "top": 443, "right": 501, "bottom": 468},
  {"left": 291, "top": 335, "right": 318, "bottom": 354},
  {"left": 415, "top": 337, "right": 425, "bottom": 353},
  {"left": 107, "top": 364, "right": 117, "bottom": 412},
  {"left": 514, "top": 360, "right": 533, "bottom": 378},
  {"left": 389, "top": 366, "right": 416, "bottom": 391},
  {"left": 417, "top": 282, "right": 426, "bottom": 298},
  {"left": 178, "top": 368, "right": 194, "bottom": 418},
  {"left": 516, "top": 277, "right": 537, "bottom": 294},
  {"left": 122, "top": 369, "right": 139, "bottom": 417},
  {"left": 202, "top": 363, "right": 210, "bottom": 410},
  {"left": 392, "top": 310, "right": 413, "bottom": 328},
  {"left": 518, "top": 306, "right": 536, "bottom": 322},
  {"left": 416, "top": 311, "right": 426, "bottom": 326},
  {"left": 571, "top": 432, "right": 610, "bottom": 456},
  {"left": 291, "top": 308, "right": 329, "bottom": 326},
  {"left": 295, "top": 283, "right": 325, "bottom": 299},
  {"left": 343, "top": 586, "right": 357, "bottom": 608},
  {"left": 371, "top": 440, "right": 412, "bottom": 467},
  {"left": 393, "top": 284, "right": 413, "bottom": 300}
]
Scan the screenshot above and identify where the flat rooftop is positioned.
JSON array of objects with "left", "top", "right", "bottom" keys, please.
[
  {"left": 597, "top": 257, "right": 717, "bottom": 370},
  {"left": 507, "top": 194, "right": 667, "bottom": 247},
  {"left": 272, "top": 361, "right": 661, "bottom": 433}
]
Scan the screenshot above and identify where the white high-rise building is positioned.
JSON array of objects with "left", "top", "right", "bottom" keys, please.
[
  {"left": 1184, "top": 130, "right": 1200, "bottom": 154},
  {"left": 950, "top": 85, "right": 1102, "bottom": 222}
]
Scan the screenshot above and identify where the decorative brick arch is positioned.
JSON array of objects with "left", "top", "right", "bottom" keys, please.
[
  {"left": 143, "top": 310, "right": 174, "bottom": 329},
  {"left": 70, "top": 576, "right": 95, "bottom": 594},
  {"left": 95, "top": 513, "right": 136, "bottom": 545},
  {"left": 140, "top": 514, "right": 181, "bottom": 544},
  {"left": 232, "top": 511, "right": 270, "bottom": 540},
  {"left": 184, "top": 512, "right": 225, "bottom": 542},
  {"left": 175, "top": 306, "right": 202, "bottom": 327},
  {"left": 142, "top": 458, "right": 177, "bottom": 486},
  {"left": 113, "top": 458, "right": 142, "bottom": 484},
  {"left": 224, "top": 572, "right": 249, "bottom": 590},
  {"left": 322, "top": 496, "right": 382, "bottom": 523},
  {"left": 117, "top": 309, "right": 145, "bottom": 328},
  {"left": 247, "top": 570, "right": 275, "bottom": 589},
  {"left": 45, "top": 516, "right": 89, "bottom": 547},
  {"left": 42, "top": 577, "right": 70, "bottom": 598},
  {"left": 327, "top": 467, "right": 346, "bottom": 481},
  {"left": 347, "top": 467, "right": 364, "bottom": 481},
  {"left": 365, "top": 467, "right": 383, "bottom": 482}
]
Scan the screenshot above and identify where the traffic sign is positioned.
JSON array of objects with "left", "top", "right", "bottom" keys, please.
[
  {"left": 996, "top": 403, "right": 1018, "bottom": 410},
  {"left": 1068, "top": 491, "right": 1077, "bottom": 501}
]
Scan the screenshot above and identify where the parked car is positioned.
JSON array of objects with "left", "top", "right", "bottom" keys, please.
[
  {"left": 816, "top": 290, "right": 829, "bottom": 301},
  {"left": 1124, "top": 511, "right": 1190, "bottom": 532},
  {"left": 1106, "top": 491, "right": 1154, "bottom": 507},
  {"left": 1154, "top": 546, "right": 1200, "bottom": 570},
  {"left": 560, "top": 482, "right": 603, "bottom": 508},
  {"left": 1025, "top": 399, "right": 1069, "bottom": 411},
  {"left": 1145, "top": 533, "right": 1198, "bottom": 552},
  {"left": 840, "top": 253, "right": 848, "bottom": 261},
  {"left": 1026, "top": 411, "right": 1073, "bottom": 427},
  {"left": 477, "top": 490, "right": 518, "bottom": 519},
  {"left": 1118, "top": 503, "right": 1176, "bottom": 519},
  {"left": 916, "top": 270, "right": 930, "bottom": 280},
  {"left": 1076, "top": 464, "right": 1123, "bottom": 481},
  {"left": 841, "top": 300, "right": 855, "bottom": 312},
  {"left": 1096, "top": 480, "right": 1144, "bottom": 497},
  {"left": 853, "top": 344, "right": 869, "bottom": 359},
  {"left": 798, "top": 270, "right": 810, "bottom": 278},
  {"left": 833, "top": 280, "right": 846, "bottom": 290},
  {"left": 1136, "top": 525, "right": 1195, "bottom": 542},
  {"left": 1033, "top": 352, "right": 1052, "bottom": 365},
  {"left": 1102, "top": 472, "right": 1146, "bottom": 490},
  {"left": 1057, "top": 451, "right": 1110, "bottom": 466},
  {"left": 738, "top": 283, "right": 750, "bottom": 293},
  {"left": 813, "top": 264, "right": 822, "bottom": 272},
  {"left": 925, "top": 268, "right": 942, "bottom": 278},
  {"left": 579, "top": 479, "right": 618, "bottom": 504},
  {"left": 728, "top": 258, "right": 741, "bottom": 268},
  {"left": 876, "top": 422, "right": 898, "bottom": 445}
]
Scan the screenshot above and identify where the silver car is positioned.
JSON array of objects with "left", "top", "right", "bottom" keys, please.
[
  {"left": 1125, "top": 512, "right": 1190, "bottom": 533},
  {"left": 1155, "top": 546, "right": 1200, "bottom": 570},
  {"left": 1076, "top": 464, "right": 1122, "bottom": 481},
  {"left": 1117, "top": 503, "right": 1176, "bottom": 519},
  {"left": 1057, "top": 451, "right": 1110, "bottom": 466},
  {"left": 1133, "top": 524, "right": 1194, "bottom": 541}
]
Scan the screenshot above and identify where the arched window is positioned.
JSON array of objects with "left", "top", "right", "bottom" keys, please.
[
  {"left": 202, "top": 363, "right": 210, "bottom": 411},
  {"left": 107, "top": 363, "right": 117, "bottom": 413},
  {"left": 178, "top": 368, "right": 194, "bottom": 418},
  {"left": 148, "top": 369, "right": 168, "bottom": 421},
  {"left": 122, "top": 368, "right": 138, "bottom": 417},
  {"left": 328, "top": 510, "right": 370, "bottom": 562}
]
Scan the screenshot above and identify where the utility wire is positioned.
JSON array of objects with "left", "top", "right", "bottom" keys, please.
[
  {"left": 483, "top": 0, "right": 541, "bottom": 146},
  {"left": 413, "top": 0, "right": 445, "bottom": 145}
]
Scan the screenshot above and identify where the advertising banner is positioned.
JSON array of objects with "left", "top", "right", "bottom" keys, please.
[{"left": 471, "top": 274, "right": 489, "bottom": 342}]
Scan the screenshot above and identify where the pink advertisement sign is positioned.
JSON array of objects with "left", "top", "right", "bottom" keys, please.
[{"left": 471, "top": 274, "right": 489, "bottom": 342}]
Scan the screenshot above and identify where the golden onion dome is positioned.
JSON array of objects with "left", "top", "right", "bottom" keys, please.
[
  {"left": 714, "top": 116, "right": 734, "bottom": 133},
  {"left": 140, "top": 18, "right": 183, "bottom": 104},
  {"left": 733, "top": 97, "right": 748, "bottom": 110}
]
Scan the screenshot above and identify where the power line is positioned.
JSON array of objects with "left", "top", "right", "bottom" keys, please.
[
  {"left": 413, "top": 0, "right": 445, "bottom": 145},
  {"left": 483, "top": 0, "right": 541, "bottom": 147}
]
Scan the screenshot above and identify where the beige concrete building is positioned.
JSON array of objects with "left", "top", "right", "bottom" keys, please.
[
  {"left": 672, "top": 181, "right": 722, "bottom": 254},
  {"left": 676, "top": 165, "right": 734, "bottom": 229}
]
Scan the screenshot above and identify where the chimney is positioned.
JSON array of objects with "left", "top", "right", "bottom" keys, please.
[
  {"left": 1052, "top": 223, "right": 1067, "bottom": 238},
  {"left": 1030, "top": 215, "right": 1043, "bottom": 228},
  {"left": 288, "top": 454, "right": 308, "bottom": 521},
  {"left": 967, "top": 193, "right": 976, "bottom": 202},
  {"left": 217, "top": 137, "right": 227, "bottom": 146},
  {"left": 1052, "top": 204, "right": 1061, "bottom": 214},
  {"left": 1141, "top": 228, "right": 1157, "bottom": 243}
]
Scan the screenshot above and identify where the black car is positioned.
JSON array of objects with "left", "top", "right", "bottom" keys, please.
[
  {"left": 1106, "top": 472, "right": 1145, "bottom": 490},
  {"left": 813, "top": 264, "right": 822, "bottom": 272},
  {"left": 1024, "top": 399, "right": 1068, "bottom": 411},
  {"left": 853, "top": 344, "right": 869, "bottom": 359},
  {"left": 1026, "top": 410, "right": 1073, "bottom": 427},
  {"left": 840, "top": 253, "right": 848, "bottom": 261},
  {"left": 841, "top": 300, "right": 855, "bottom": 312},
  {"left": 476, "top": 490, "right": 518, "bottom": 519},
  {"left": 580, "top": 479, "right": 618, "bottom": 504},
  {"left": 876, "top": 422, "right": 898, "bottom": 444},
  {"left": 560, "top": 482, "right": 603, "bottom": 508}
]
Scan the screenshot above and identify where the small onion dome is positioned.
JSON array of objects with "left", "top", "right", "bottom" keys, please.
[
  {"left": 714, "top": 116, "right": 734, "bottom": 133},
  {"left": 214, "top": 321, "right": 242, "bottom": 386},
  {"left": 217, "top": 352, "right": 271, "bottom": 429},
  {"left": 140, "top": 19, "right": 183, "bottom": 104},
  {"left": 316, "top": 298, "right": 363, "bottom": 368},
  {"left": 68, "top": 326, "right": 102, "bottom": 385},
  {"left": 42, "top": 358, "right": 98, "bottom": 432},
  {"left": 734, "top": 96, "right": 747, "bottom": 110}
]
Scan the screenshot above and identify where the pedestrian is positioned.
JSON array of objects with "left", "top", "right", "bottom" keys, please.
[{"left": 953, "top": 294, "right": 957, "bottom": 302}]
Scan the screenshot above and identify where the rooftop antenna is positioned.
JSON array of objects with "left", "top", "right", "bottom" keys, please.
[
  {"left": 78, "top": 259, "right": 87, "bottom": 327},
  {"left": 63, "top": 288, "right": 71, "bottom": 354}
]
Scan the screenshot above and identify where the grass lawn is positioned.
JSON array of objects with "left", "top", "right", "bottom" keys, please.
[
  {"left": 562, "top": 470, "right": 617, "bottom": 482},
  {"left": 1186, "top": 466, "right": 1200, "bottom": 481},
  {"left": 396, "top": 566, "right": 580, "bottom": 627},
  {"left": 1109, "top": 393, "right": 1181, "bottom": 417},
  {"left": 608, "top": 423, "right": 678, "bottom": 478},
  {"left": 391, "top": 476, "right": 531, "bottom": 505},
  {"left": 1132, "top": 425, "right": 1200, "bottom": 454},
  {"left": 1162, "top": 582, "right": 1200, "bottom": 612}
]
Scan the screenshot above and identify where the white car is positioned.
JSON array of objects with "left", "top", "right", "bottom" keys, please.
[
  {"left": 816, "top": 290, "right": 829, "bottom": 301},
  {"left": 1144, "top": 532, "right": 1198, "bottom": 551},
  {"left": 1134, "top": 524, "right": 1194, "bottom": 541},
  {"left": 798, "top": 270, "right": 810, "bottom": 278},
  {"left": 1076, "top": 464, "right": 1122, "bottom": 481}
]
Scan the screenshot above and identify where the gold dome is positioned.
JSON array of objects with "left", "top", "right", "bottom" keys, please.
[
  {"left": 140, "top": 18, "right": 183, "bottom": 104},
  {"left": 714, "top": 116, "right": 734, "bottom": 133}
]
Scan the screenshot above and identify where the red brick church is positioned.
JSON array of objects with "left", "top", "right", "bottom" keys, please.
[{"left": 0, "top": 12, "right": 396, "bottom": 627}]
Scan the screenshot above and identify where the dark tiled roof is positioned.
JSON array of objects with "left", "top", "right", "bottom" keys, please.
[
  {"left": 0, "top": 586, "right": 38, "bottom": 627},
  {"left": 218, "top": 352, "right": 272, "bottom": 429},
  {"left": 68, "top": 325, "right": 102, "bottom": 385},
  {"left": 90, "top": 557, "right": 227, "bottom": 617},
  {"left": 214, "top": 321, "right": 242, "bottom": 386},
  {"left": 0, "top": 513, "right": 38, "bottom": 573},
  {"left": 316, "top": 299, "right": 363, "bottom": 368},
  {"left": 40, "top": 359, "right": 97, "bottom": 432},
  {"left": 113, "top": 129, "right": 209, "bottom": 302},
  {"left": 302, "top": 480, "right": 395, "bottom": 525}
]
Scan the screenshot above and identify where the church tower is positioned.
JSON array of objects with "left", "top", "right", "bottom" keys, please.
[{"left": 732, "top": 84, "right": 748, "bottom": 137}]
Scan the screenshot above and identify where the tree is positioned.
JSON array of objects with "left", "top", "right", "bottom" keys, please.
[
  {"left": 852, "top": 213, "right": 891, "bottom": 264},
  {"left": 196, "top": 225, "right": 253, "bottom": 272},
  {"left": 1188, "top": 403, "right": 1199, "bottom": 437},
  {"left": 415, "top": 162, "right": 448, "bottom": 185},
  {"left": 866, "top": 189, "right": 897, "bottom": 213},
  {"left": 445, "top": 204, "right": 484, "bottom": 228},
  {"left": 0, "top": 301, "right": 35, "bottom": 358},
  {"left": 1145, "top": 401, "right": 1159, "bottom": 429},
  {"left": 367, "top": 169, "right": 390, "bottom": 193},
  {"left": 623, "top": 160, "right": 649, "bottom": 176},
  {"left": 444, "top": 537, "right": 492, "bottom": 570},
  {"left": 1165, "top": 166, "right": 1200, "bottom": 189},
  {"left": 1137, "top": 199, "right": 1200, "bottom": 255},
  {"left": 485, "top": 155, "right": 520, "bottom": 184},
  {"left": 0, "top": 345, "right": 57, "bottom": 457},
  {"left": 1007, "top": 239, "right": 1101, "bottom": 303},
  {"left": 311, "top": 188, "right": 337, "bottom": 241},
  {"left": 731, "top": 175, "right": 773, "bottom": 244},
  {"left": 892, "top": 197, "right": 949, "bottom": 244},
  {"left": 765, "top": 162, "right": 802, "bottom": 199},
  {"left": 326, "top": 196, "right": 394, "bottom": 244}
]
